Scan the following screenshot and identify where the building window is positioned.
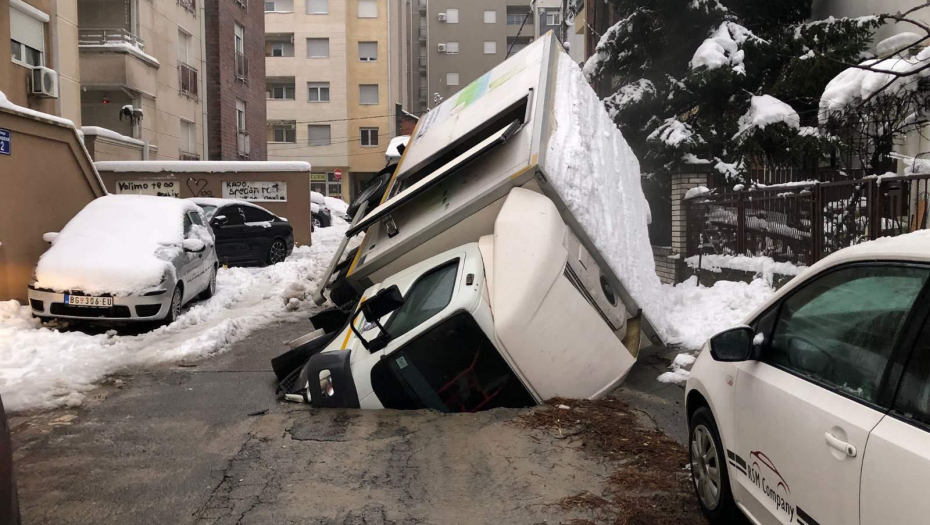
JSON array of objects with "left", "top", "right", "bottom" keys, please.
[
  {"left": 266, "top": 79, "right": 295, "bottom": 99},
  {"left": 272, "top": 122, "right": 296, "bottom": 143},
  {"left": 178, "top": 29, "right": 192, "bottom": 65},
  {"left": 308, "top": 125, "right": 331, "bottom": 146},
  {"left": 445, "top": 41, "right": 459, "bottom": 54},
  {"left": 359, "top": 41, "right": 378, "bottom": 62},
  {"left": 307, "top": 82, "right": 330, "bottom": 102},
  {"left": 483, "top": 41, "right": 497, "bottom": 54},
  {"left": 546, "top": 11, "right": 561, "bottom": 25},
  {"left": 10, "top": 4, "right": 46, "bottom": 67},
  {"left": 236, "top": 100, "right": 246, "bottom": 131},
  {"left": 234, "top": 23, "right": 248, "bottom": 81},
  {"left": 360, "top": 127, "right": 379, "bottom": 147},
  {"left": 264, "top": 0, "right": 293, "bottom": 12},
  {"left": 306, "top": 38, "right": 330, "bottom": 58},
  {"left": 268, "top": 41, "right": 294, "bottom": 57},
  {"left": 180, "top": 119, "right": 196, "bottom": 156},
  {"left": 311, "top": 172, "right": 343, "bottom": 197},
  {"left": 359, "top": 84, "right": 379, "bottom": 105},
  {"left": 446, "top": 73, "right": 459, "bottom": 86},
  {"left": 484, "top": 10, "right": 496, "bottom": 23},
  {"left": 234, "top": 23, "right": 244, "bottom": 54},
  {"left": 358, "top": 0, "right": 377, "bottom": 18},
  {"left": 506, "top": 6, "right": 532, "bottom": 26},
  {"left": 445, "top": 8, "right": 459, "bottom": 23},
  {"left": 307, "top": 0, "right": 328, "bottom": 14}
]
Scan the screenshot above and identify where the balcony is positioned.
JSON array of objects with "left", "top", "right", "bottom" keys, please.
[
  {"left": 236, "top": 52, "right": 249, "bottom": 82},
  {"left": 179, "top": 63, "right": 199, "bottom": 99},
  {"left": 180, "top": 151, "right": 201, "bottom": 161},
  {"left": 237, "top": 130, "right": 251, "bottom": 159},
  {"left": 177, "top": 0, "right": 196, "bottom": 14},
  {"left": 418, "top": 0, "right": 426, "bottom": 12},
  {"left": 79, "top": 28, "right": 159, "bottom": 97}
]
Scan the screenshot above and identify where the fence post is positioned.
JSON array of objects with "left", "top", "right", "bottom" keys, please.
[
  {"left": 812, "top": 183, "right": 822, "bottom": 263},
  {"left": 868, "top": 179, "right": 879, "bottom": 241},
  {"left": 736, "top": 191, "right": 746, "bottom": 256}
]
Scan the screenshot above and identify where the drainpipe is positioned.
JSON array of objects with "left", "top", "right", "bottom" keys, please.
[{"left": 199, "top": 0, "right": 209, "bottom": 159}]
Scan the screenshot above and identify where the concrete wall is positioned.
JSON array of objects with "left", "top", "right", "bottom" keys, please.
[
  {"left": 0, "top": 111, "right": 107, "bottom": 302},
  {"left": 96, "top": 169, "right": 313, "bottom": 247},
  {"left": 84, "top": 135, "right": 153, "bottom": 162}
]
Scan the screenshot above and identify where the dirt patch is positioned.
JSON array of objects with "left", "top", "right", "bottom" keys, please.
[{"left": 519, "top": 397, "right": 705, "bottom": 525}]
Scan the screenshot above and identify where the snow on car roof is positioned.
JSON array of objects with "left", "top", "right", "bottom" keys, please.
[
  {"left": 94, "top": 160, "right": 312, "bottom": 173},
  {"left": 35, "top": 195, "right": 202, "bottom": 295},
  {"left": 815, "top": 230, "right": 930, "bottom": 269}
]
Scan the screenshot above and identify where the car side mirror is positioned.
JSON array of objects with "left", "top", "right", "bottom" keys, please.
[
  {"left": 709, "top": 326, "right": 754, "bottom": 362},
  {"left": 42, "top": 232, "right": 59, "bottom": 243},
  {"left": 212, "top": 215, "right": 228, "bottom": 227},
  {"left": 182, "top": 238, "right": 206, "bottom": 253}
]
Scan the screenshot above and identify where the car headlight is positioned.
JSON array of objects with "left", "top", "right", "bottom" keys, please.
[{"left": 319, "top": 369, "right": 334, "bottom": 398}]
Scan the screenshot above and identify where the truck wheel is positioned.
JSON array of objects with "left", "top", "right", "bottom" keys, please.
[{"left": 689, "top": 407, "right": 743, "bottom": 524}]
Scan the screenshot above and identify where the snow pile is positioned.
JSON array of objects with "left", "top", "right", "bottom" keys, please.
[
  {"left": 736, "top": 95, "right": 800, "bottom": 137},
  {"left": 95, "top": 160, "right": 312, "bottom": 173},
  {"left": 662, "top": 276, "right": 776, "bottom": 350},
  {"left": 684, "top": 186, "right": 711, "bottom": 200},
  {"left": 685, "top": 254, "right": 805, "bottom": 281},
  {"left": 820, "top": 46, "right": 930, "bottom": 124},
  {"left": 0, "top": 89, "right": 75, "bottom": 129},
  {"left": 81, "top": 126, "right": 144, "bottom": 146},
  {"left": 658, "top": 353, "right": 697, "bottom": 384},
  {"left": 325, "top": 196, "right": 348, "bottom": 214},
  {"left": 35, "top": 195, "right": 206, "bottom": 295},
  {"left": 547, "top": 53, "right": 668, "bottom": 339},
  {"left": 690, "top": 22, "right": 753, "bottom": 74},
  {"left": 649, "top": 118, "right": 700, "bottom": 147},
  {"left": 877, "top": 32, "right": 922, "bottom": 57},
  {"left": 0, "top": 222, "right": 349, "bottom": 412}
]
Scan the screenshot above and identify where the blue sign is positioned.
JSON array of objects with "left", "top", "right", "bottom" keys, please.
[{"left": 0, "top": 128, "right": 9, "bottom": 156}]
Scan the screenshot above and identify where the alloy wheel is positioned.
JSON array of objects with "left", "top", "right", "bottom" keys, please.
[
  {"left": 170, "top": 288, "right": 182, "bottom": 321},
  {"left": 270, "top": 240, "right": 287, "bottom": 264},
  {"left": 691, "top": 424, "right": 721, "bottom": 510}
]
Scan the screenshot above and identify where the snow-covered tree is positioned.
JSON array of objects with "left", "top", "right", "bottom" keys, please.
[{"left": 584, "top": 0, "right": 882, "bottom": 183}]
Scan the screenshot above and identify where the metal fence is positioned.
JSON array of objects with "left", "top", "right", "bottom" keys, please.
[{"left": 686, "top": 173, "right": 930, "bottom": 266}]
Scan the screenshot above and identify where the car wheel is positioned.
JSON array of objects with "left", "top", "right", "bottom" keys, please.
[
  {"left": 689, "top": 406, "right": 742, "bottom": 524},
  {"left": 198, "top": 267, "right": 216, "bottom": 300},
  {"left": 163, "top": 286, "right": 183, "bottom": 326},
  {"left": 312, "top": 216, "right": 322, "bottom": 228},
  {"left": 268, "top": 239, "right": 288, "bottom": 265}
]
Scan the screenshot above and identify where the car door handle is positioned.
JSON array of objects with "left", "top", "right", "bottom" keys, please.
[{"left": 825, "top": 432, "right": 857, "bottom": 457}]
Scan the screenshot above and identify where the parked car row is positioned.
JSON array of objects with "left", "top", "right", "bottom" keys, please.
[{"left": 27, "top": 195, "right": 294, "bottom": 326}]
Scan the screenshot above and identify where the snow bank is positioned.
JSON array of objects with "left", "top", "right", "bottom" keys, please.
[
  {"left": 0, "top": 222, "right": 349, "bottom": 412},
  {"left": 685, "top": 254, "right": 804, "bottom": 281},
  {"left": 736, "top": 95, "right": 800, "bottom": 137},
  {"left": 81, "top": 126, "right": 144, "bottom": 146},
  {"left": 95, "top": 160, "right": 312, "bottom": 173},
  {"left": 662, "top": 276, "right": 776, "bottom": 350},
  {"left": 690, "top": 22, "right": 752, "bottom": 74},
  {"left": 35, "top": 195, "right": 205, "bottom": 295},
  {"left": 547, "top": 53, "right": 669, "bottom": 339},
  {"left": 325, "top": 196, "right": 348, "bottom": 214}
]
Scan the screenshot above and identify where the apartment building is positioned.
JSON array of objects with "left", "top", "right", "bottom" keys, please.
[
  {"left": 77, "top": 0, "right": 206, "bottom": 161},
  {"left": 264, "top": 0, "right": 400, "bottom": 201},
  {"left": 404, "top": 0, "right": 534, "bottom": 115},
  {"left": 2, "top": 0, "right": 81, "bottom": 124},
  {"left": 205, "top": 0, "right": 266, "bottom": 161}
]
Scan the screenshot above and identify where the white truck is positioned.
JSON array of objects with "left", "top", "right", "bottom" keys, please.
[{"left": 273, "top": 34, "right": 663, "bottom": 411}]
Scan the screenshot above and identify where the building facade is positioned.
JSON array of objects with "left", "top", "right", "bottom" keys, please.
[
  {"left": 3, "top": 0, "right": 82, "bottom": 124},
  {"left": 264, "top": 0, "right": 399, "bottom": 201},
  {"left": 205, "top": 0, "right": 266, "bottom": 161},
  {"left": 77, "top": 0, "right": 206, "bottom": 161}
]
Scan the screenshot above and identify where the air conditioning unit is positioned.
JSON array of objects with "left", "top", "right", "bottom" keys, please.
[
  {"left": 30, "top": 67, "right": 59, "bottom": 99},
  {"left": 437, "top": 12, "right": 447, "bottom": 21},
  {"left": 437, "top": 43, "right": 447, "bottom": 52}
]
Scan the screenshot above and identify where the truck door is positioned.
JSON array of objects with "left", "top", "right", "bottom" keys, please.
[
  {"left": 733, "top": 265, "right": 928, "bottom": 525},
  {"left": 860, "top": 316, "right": 930, "bottom": 525}
]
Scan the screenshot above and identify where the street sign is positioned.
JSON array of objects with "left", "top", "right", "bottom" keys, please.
[
  {"left": 0, "top": 128, "right": 10, "bottom": 156},
  {"left": 333, "top": 168, "right": 342, "bottom": 180}
]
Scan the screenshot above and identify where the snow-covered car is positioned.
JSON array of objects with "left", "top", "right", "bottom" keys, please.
[
  {"left": 28, "top": 195, "right": 218, "bottom": 324},
  {"left": 685, "top": 231, "right": 930, "bottom": 525},
  {"left": 189, "top": 198, "right": 294, "bottom": 266},
  {"left": 310, "top": 191, "right": 334, "bottom": 228}
]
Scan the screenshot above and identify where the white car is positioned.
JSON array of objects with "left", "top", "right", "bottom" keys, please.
[
  {"left": 686, "top": 231, "right": 930, "bottom": 525},
  {"left": 28, "top": 195, "right": 218, "bottom": 324}
]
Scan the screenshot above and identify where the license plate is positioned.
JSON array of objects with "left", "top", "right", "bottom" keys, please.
[{"left": 65, "top": 294, "right": 113, "bottom": 307}]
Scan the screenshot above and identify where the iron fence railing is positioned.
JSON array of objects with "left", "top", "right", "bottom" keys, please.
[
  {"left": 686, "top": 173, "right": 930, "bottom": 266},
  {"left": 78, "top": 28, "right": 145, "bottom": 50}
]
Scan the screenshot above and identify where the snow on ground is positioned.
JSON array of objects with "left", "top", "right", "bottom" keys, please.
[
  {"left": 0, "top": 221, "right": 348, "bottom": 412},
  {"left": 685, "top": 254, "right": 804, "bottom": 280},
  {"left": 658, "top": 353, "right": 698, "bottom": 384}
]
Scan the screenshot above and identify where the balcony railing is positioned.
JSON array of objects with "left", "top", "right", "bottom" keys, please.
[
  {"left": 180, "top": 151, "right": 201, "bottom": 161},
  {"left": 178, "top": 0, "right": 196, "bottom": 14},
  {"left": 237, "top": 130, "right": 251, "bottom": 159},
  {"left": 179, "top": 62, "right": 199, "bottom": 99},
  {"left": 78, "top": 28, "right": 145, "bottom": 51},
  {"left": 418, "top": 0, "right": 426, "bottom": 11},
  {"left": 235, "top": 52, "right": 249, "bottom": 82}
]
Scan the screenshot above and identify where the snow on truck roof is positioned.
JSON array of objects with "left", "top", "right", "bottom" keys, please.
[
  {"left": 35, "top": 195, "right": 203, "bottom": 295},
  {"left": 94, "top": 160, "right": 312, "bottom": 173}
]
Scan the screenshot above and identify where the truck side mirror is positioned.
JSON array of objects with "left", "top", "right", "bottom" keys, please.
[
  {"left": 709, "top": 326, "right": 754, "bottom": 362},
  {"left": 362, "top": 285, "right": 405, "bottom": 320}
]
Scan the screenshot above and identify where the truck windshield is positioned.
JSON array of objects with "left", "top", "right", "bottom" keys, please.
[
  {"left": 370, "top": 313, "right": 536, "bottom": 412},
  {"left": 384, "top": 260, "right": 458, "bottom": 339}
]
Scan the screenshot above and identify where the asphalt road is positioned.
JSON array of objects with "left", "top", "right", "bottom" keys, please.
[{"left": 10, "top": 317, "right": 688, "bottom": 525}]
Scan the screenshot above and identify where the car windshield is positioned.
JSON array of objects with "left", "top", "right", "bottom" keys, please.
[
  {"left": 383, "top": 260, "right": 458, "bottom": 339},
  {"left": 198, "top": 205, "right": 218, "bottom": 220}
]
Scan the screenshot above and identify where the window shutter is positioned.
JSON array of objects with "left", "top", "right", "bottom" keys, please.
[
  {"left": 446, "top": 8, "right": 459, "bottom": 23},
  {"left": 307, "top": 38, "right": 329, "bottom": 57},
  {"left": 308, "top": 125, "right": 331, "bottom": 146},
  {"left": 446, "top": 73, "right": 459, "bottom": 86},
  {"left": 10, "top": 6, "right": 45, "bottom": 53},
  {"left": 358, "top": 0, "right": 377, "bottom": 18},
  {"left": 359, "top": 41, "right": 378, "bottom": 60},
  {"left": 307, "top": 0, "right": 328, "bottom": 13},
  {"left": 359, "top": 85, "right": 379, "bottom": 104}
]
